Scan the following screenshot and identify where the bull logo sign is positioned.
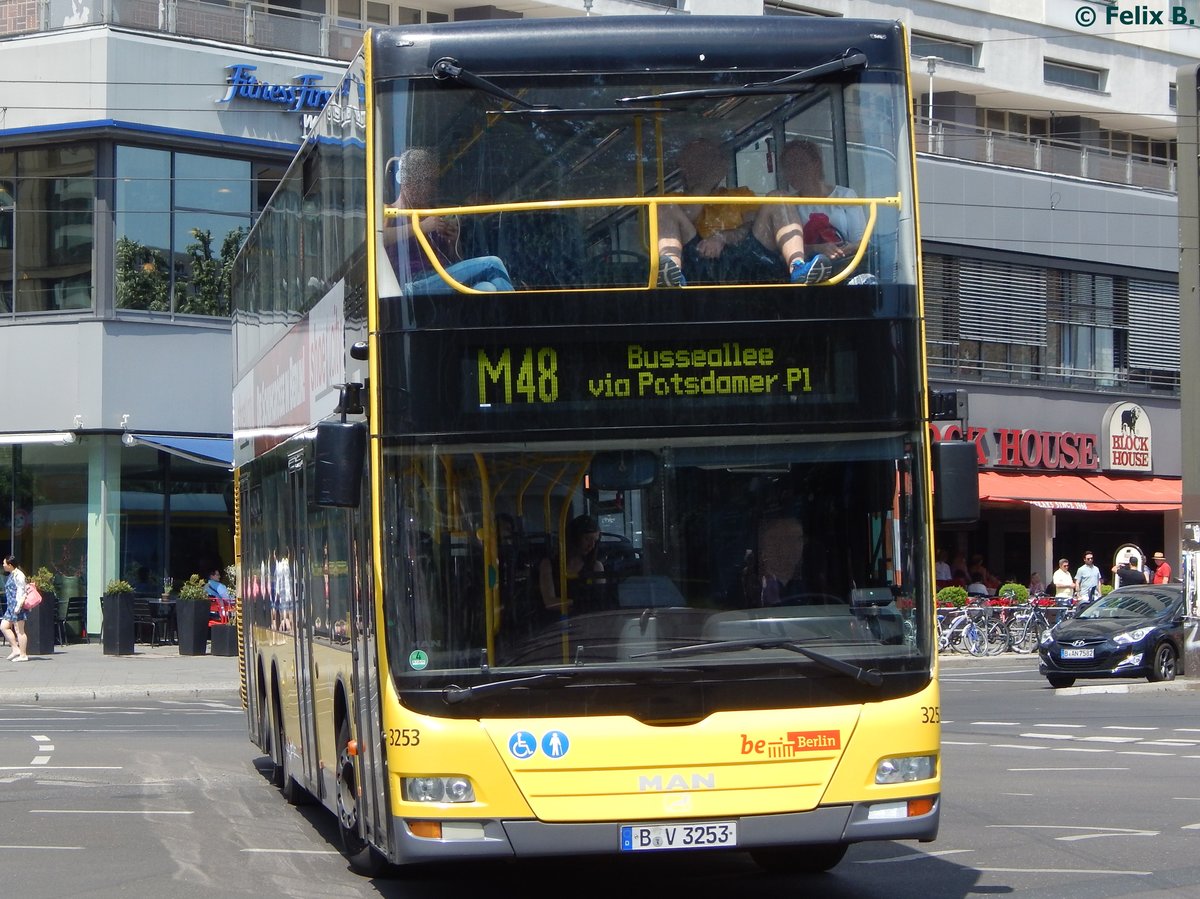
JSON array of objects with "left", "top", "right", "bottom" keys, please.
[{"left": 1101, "top": 402, "right": 1152, "bottom": 472}]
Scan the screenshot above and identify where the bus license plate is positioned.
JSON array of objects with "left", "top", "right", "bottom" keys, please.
[
  {"left": 1061, "top": 647, "right": 1093, "bottom": 659},
  {"left": 620, "top": 822, "right": 737, "bottom": 852}
]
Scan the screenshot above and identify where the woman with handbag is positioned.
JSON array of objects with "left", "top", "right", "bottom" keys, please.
[{"left": 2, "top": 555, "right": 30, "bottom": 662}]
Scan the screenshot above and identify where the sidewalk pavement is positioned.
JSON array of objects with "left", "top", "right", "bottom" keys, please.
[{"left": 0, "top": 640, "right": 241, "bottom": 704}]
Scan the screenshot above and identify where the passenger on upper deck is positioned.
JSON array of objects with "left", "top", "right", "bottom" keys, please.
[
  {"left": 656, "top": 138, "right": 831, "bottom": 287},
  {"left": 779, "top": 140, "right": 869, "bottom": 279},
  {"left": 385, "top": 148, "right": 515, "bottom": 293}
]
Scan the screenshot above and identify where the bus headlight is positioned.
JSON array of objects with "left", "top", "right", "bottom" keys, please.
[
  {"left": 402, "top": 776, "right": 476, "bottom": 803},
  {"left": 875, "top": 754, "right": 936, "bottom": 784}
]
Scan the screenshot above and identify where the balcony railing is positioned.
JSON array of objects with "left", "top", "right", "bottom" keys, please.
[
  {"left": 20, "top": 0, "right": 366, "bottom": 61},
  {"left": 916, "top": 116, "right": 1176, "bottom": 193},
  {"left": 928, "top": 346, "right": 1180, "bottom": 396}
]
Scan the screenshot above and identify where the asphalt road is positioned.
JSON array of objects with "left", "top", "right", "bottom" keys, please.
[{"left": 0, "top": 659, "right": 1197, "bottom": 897}]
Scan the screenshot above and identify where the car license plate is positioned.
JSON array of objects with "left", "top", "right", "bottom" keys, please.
[
  {"left": 1061, "top": 647, "right": 1094, "bottom": 659},
  {"left": 620, "top": 821, "right": 737, "bottom": 851}
]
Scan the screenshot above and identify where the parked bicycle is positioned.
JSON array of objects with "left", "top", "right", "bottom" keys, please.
[
  {"left": 1005, "top": 591, "right": 1060, "bottom": 653},
  {"left": 938, "top": 598, "right": 1009, "bottom": 656}
]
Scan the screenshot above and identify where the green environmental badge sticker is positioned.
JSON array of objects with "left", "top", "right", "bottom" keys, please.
[{"left": 408, "top": 649, "right": 429, "bottom": 671}]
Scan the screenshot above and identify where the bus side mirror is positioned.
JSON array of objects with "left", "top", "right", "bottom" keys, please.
[
  {"left": 314, "top": 420, "right": 367, "bottom": 508},
  {"left": 932, "top": 440, "right": 979, "bottom": 524}
]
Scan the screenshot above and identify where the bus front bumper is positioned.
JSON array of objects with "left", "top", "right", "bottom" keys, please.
[{"left": 390, "top": 796, "right": 939, "bottom": 863}]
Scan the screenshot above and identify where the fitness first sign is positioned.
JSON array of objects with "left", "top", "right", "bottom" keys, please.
[
  {"left": 1100, "top": 401, "right": 1153, "bottom": 472},
  {"left": 218, "top": 63, "right": 334, "bottom": 136}
]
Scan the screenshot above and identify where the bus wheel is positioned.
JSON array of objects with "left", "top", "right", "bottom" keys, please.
[
  {"left": 337, "top": 719, "right": 385, "bottom": 876},
  {"left": 259, "top": 700, "right": 280, "bottom": 785},
  {"left": 751, "top": 843, "right": 848, "bottom": 873}
]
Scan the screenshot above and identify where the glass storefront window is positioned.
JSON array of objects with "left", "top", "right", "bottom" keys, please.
[
  {"left": 115, "top": 146, "right": 251, "bottom": 317},
  {"left": 0, "top": 144, "right": 96, "bottom": 315}
]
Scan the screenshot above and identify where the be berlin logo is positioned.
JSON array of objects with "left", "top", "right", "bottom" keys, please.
[{"left": 1075, "top": 4, "right": 1195, "bottom": 27}]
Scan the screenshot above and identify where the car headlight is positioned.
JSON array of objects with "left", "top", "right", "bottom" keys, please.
[
  {"left": 402, "top": 775, "right": 476, "bottom": 803},
  {"left": 875, "top": 754, "right": 936, "bottom": 784},
  {"left": 1114, "top": 626, "right": 1155, "bottom": 645}
]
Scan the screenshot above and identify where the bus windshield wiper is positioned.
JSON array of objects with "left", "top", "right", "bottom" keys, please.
[
  {"left": 432, "top": 57, "right": 543, "bottom": 109},
  {"left": 432, "top": 57, "right": 674, "bottom": 117},
  {"left": 442, "top": 673, "right": 559, "bottom": 705},
  {"left": 618, "top": 49, "right": 868, "bottom": 103},
  {"left": 631, "top": 637, "right": 883, "bottom": 687}
]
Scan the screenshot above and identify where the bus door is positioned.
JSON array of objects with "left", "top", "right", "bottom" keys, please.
[
  {"left": 346, "top": 508, "right": 389, "bottom": 852},
  {"left": 288, "top": 450, "right": 321, "bottom": 796}
]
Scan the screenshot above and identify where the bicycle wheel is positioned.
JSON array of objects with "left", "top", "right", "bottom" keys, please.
[
  {"left": 962, "top": 621, "right": 985, "bottom": 656},
  {"left": 983, "top": 619, "right": 1009, "bottom": 655},
  {"left": 1008, "top": 615, "right": 1039, "bottom": 654}
]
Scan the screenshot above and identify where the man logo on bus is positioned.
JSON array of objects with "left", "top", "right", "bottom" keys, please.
[{"left": 740, "top": 731, "right": 841, "bottom": 757}]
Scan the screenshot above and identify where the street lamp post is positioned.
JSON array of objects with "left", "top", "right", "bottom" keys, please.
[{"left": 926, "top": 56, "right": 941, "bottom": 148}]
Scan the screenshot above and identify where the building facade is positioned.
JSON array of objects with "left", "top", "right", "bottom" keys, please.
[{"left": 1, "top": 0, "right": 1193, "bottom": 628}]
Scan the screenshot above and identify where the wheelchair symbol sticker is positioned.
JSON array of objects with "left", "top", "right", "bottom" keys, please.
[{"left": 509, "top": 731, "right": 537, "bottom": 759}]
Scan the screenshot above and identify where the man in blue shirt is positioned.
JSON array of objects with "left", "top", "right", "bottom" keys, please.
[
  {"left": 206, "top": 568, "right": 232, "bottom": 622},
  {"left": 1073, "top": 551, "right": 1102, "bottom": 603}
]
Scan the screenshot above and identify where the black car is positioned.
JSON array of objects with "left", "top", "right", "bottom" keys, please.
[{"left": 1038, "top": 584, "right": 1184, "bottom": 688}]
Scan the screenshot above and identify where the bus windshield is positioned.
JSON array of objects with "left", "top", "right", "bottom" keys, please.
[
  {"left": 381, "top": 432, "right": 930, "bottom": 717},
  {"left": 374, "top": 64, "right": 913, "bottom": 294}
]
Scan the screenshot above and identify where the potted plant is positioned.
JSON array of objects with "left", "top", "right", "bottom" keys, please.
[
  {"left": 176, "top": 574, "right": 210, "bottom": 656},
  {"left": 25, "top": 566, "right": 58, "bottom": 655},
  {"left": 102, "top": 578, "right": 135, "bottom": 655},
  {"left": 936, "top": 585, "right": 968, "bottom": 608}
]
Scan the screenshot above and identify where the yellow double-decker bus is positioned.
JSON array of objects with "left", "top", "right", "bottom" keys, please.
[{"left": 232, "top": 16, "right": 978, "bottom": 875}]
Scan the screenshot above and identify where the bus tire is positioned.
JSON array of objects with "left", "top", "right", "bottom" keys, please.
[
  {"left": 337, "top": 719, "right": 385, "bottom": 876},
  {"left": 751, "top": 842, "right": 848, "bottom": 873}
]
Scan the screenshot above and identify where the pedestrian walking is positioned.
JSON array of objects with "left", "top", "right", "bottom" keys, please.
[{"left": 2, "top": 555, "right": 30, "bottom": 662}]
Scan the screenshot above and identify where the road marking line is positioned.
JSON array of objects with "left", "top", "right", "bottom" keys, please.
[
  {"left": 0, "top": 845, "right": 83, "bottom": 851},
  {"left": 0, "top": 766, "right": 120, "bottom": 771},
  {"left": 855, "top": 849, "right": 974, "bottom": 864},
  {"left": 988, "top": 824, "right": 1157, "bottom": 841},
  {"left": 942, "top": 740, "right": 985, "bottom": 746},
  {"left": 993, "top": 744, "right": 1048, "bottom": 750},
  {"left": 1140, "top": 740, "right": 1197, "bottom": 746},
  {"left": 240, "top": 848, "right": 341, "bottom": 855},
  {"left": 1008, "top": 767, "right": 1128, "bottom": 771},
  {"left": 975, "top": 867, "right": 1151, "bottom": 875},
  {"left": 31, "top": 735, "right": 50, "bottom": 742},
  {"left": 1019, "top": 732, "right": 1074, "bottom": 740},
  {"left": 30, "top": 810, "right": 193, "bottom": 815},
  {"left": 30, "top": 758, "right": 50, "bottom": 766},
  {"left": 1031, "top": 723, "right": 1085, "bottom": 728},
  {"left": 970, "top": 721, "right": 1019, "bottom": 726},
  {"left": 1117, "top": 751, "right": 1174, "bottom": 757},
  {"left": 37, "top": 745, "right": 54, "bottom": 752},
  {"left": 1049, "top": 747, "right": 1112, "bottom": 753},
  {"left": 1182, "top": 823, "right": 1200, "bottom": 829},
  {"left": 1103, "top": 725, "right": 1157, "bottom": 731},
  {"left": 1082, "top": 736, "right": 1141, "bottom": 743}
]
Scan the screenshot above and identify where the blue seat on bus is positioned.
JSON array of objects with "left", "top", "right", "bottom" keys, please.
[{"left": 482, "top": 211, "right": 585, "bottom": 289}]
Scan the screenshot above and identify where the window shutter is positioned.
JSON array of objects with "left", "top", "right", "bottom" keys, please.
[
  {"left": 1127, "top": 279, "right": 1179, "bottom": 370},
  {"left": 957, "top": 259, "right": 1046, "bottom": 346}
]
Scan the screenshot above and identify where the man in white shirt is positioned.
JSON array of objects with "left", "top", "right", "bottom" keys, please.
[{"left": 1052, "top": 558, "right": 1076, "bottom": 601}]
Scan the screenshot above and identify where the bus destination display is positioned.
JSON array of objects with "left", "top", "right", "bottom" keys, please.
[{"left": 473, "top": 340, "right": 824, "bottom": 409}]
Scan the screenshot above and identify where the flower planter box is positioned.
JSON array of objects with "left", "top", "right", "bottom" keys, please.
[
  {"left": 210, "top": 623, "right": 238, "bottom": 657},
  {"left": 102, "top": 593, "right": 135, "bottom": 656},
  {"left": 25, "top": 590, "right": 57, "bottom": 655},
  {"left": 176, "top": 601, "right": 210, "bottom": 656}
]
